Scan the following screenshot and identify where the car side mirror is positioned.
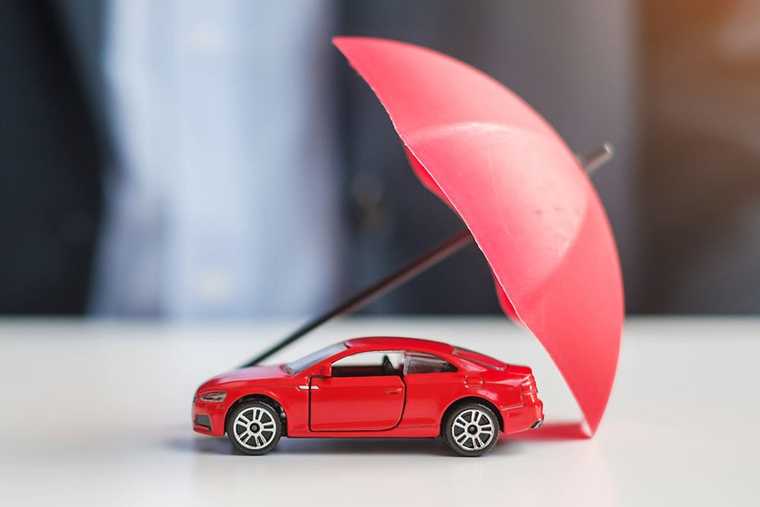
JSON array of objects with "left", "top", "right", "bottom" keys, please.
[{"left": 318, "top": 364, "right": 331, "bottom": 377}]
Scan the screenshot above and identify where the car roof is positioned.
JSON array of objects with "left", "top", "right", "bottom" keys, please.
[{"left": 345, "top": 336, "right": 454, "bottom": 354}]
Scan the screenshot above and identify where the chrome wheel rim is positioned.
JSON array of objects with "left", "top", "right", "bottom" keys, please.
[
  {"left": 452, "top": 408, "right": 495, "bottom": 451},
  {"left": 233, "top": 406, "right": 277, "bottom": 450}
]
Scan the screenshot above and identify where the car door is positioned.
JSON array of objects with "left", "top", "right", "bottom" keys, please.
[{"left": 309, "top": 351, "right": 405, "bottom": 431}]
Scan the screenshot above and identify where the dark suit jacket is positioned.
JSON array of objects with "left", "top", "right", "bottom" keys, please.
[{"left": 0, "top": 0, "right": 633, "bottom": 315}]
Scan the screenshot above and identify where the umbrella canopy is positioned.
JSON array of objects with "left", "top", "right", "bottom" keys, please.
[{"left": 334, "top": 36, "right": 623, "bottom": 436}]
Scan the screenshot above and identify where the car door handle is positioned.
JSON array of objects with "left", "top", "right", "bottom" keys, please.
[
  {"left": 298, "top": 385, "right": 319, "bottom": 391},
  {"left": 385, "top": 387, "right": 403, "bottom": 395}
]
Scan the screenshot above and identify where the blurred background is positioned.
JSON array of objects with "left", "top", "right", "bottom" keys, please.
[{"left": 0, "top": 0, "right": 758, "bottom": 319}]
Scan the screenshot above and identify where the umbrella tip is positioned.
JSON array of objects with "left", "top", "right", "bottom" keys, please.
[{"left": 579, "top": 143, "right": 615, "bottom": 175}]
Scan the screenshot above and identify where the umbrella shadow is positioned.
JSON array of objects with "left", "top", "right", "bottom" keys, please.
[{"left": 508, "top": 421, "right": 589, "bottom": 441}]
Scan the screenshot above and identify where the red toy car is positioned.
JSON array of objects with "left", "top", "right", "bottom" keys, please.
[{"left": 193, "top": 337, "right": 543, "bottom": 456}]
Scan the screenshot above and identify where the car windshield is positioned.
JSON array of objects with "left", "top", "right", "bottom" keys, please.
[{"left": 283, "top": 342, "right": 347, "bottom": 374}]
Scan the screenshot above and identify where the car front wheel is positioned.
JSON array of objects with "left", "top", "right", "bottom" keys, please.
[
  {"left": 226, "top": 400, "right": 282, "bottom": 455},
  {"left": 443, "top": 402, "right": 500, "bottom": 457}
]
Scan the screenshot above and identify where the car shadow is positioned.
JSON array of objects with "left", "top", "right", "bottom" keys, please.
[
  {"left": 166, "top": 435, "right": 234, "bottom": 455},
  {"left": 166, "top": 435, "right": 523, "bottom": 457},
  {"left": 277, "top": 438, "right": 452, "bottom": 456}
]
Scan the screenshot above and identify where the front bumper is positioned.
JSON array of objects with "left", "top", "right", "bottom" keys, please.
[{"left": 192, "top": 398, "right": 228, "bottom": 437}]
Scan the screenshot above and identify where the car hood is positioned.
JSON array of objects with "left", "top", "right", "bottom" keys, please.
[{"left": 201, "top": 365, "right": 288, "bottom": 387}]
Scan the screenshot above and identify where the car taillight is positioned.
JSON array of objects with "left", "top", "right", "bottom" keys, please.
[{"left": 521, "top": 377, "right": 537, "bottom": 401}]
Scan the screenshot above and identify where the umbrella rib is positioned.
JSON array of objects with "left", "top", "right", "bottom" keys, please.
[
  {"left": 240, "top": 144, "right": 613, "bottom": 368},
  {"left": 577, "top": 143, "right": 614, "bottom": 176}
]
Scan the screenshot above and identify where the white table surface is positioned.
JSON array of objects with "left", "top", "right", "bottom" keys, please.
[{"left": 0, "top": 316, "right": 758, "bottom": 506}]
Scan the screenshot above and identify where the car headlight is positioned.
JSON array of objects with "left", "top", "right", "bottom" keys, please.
[{"left": 199, "top": 391, "right": 227, "bottom": 403}]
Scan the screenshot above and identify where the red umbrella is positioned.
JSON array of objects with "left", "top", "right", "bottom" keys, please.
[
  {"left": 245, "top": 37, "right": 623, "bottom": 439},
  {"left": 332, "top": 37, "right": 623, "bottom": 437}
]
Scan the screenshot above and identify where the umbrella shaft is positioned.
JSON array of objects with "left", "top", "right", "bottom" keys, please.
[
  {"left": 241, "top": 143, "right": 613, "bottom": 367},
  {"left": 242, "top": 229, "right": 474, "bottom": 367}
]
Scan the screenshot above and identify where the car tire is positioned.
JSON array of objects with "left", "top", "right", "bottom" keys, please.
[
  {"left": 226, "top": 400, "right": 282, "bottom": 455},
  {"left": 443, "top": 402, "right": 500, "bottom": 457}
]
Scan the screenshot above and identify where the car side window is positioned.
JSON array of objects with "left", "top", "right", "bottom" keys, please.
[
  {"left": 404, "top": 352, "right": 457, "bottom": 374},
  {"left": 331, "top": 351, "right": 404, "bottom": 377}
]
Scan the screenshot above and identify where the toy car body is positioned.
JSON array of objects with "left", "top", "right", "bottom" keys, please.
[{"left": 193, "top": 337, "right": 543, "bottom": 456}]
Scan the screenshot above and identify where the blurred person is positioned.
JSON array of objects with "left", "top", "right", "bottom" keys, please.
[
  {"left": 93, "top": 0, "right": 343, "bottom": 317},
  {"left": 0, "top": 0, "right": 636, "bottom": 317}
]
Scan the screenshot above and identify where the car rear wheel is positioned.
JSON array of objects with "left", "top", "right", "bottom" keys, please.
[
  {"left": 227, "top": 400, "right": 282, "bottom": 455},
  {"left": 443, "top": 402, "right": 500, "bottom": 457}
]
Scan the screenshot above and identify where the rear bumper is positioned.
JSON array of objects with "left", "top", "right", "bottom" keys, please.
[
  {"left": 192, "top": 399, "right": 228, "bottom": 437},
  {"left": 502, "top": 399, "right": 544, "bottom": 435}
]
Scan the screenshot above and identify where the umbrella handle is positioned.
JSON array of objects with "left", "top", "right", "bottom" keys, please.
[{"left": 241, "top": 144, "right": 614, "bottom": 367}]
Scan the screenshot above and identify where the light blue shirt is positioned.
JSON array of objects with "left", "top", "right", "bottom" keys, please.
[{"left": 92, "top": 0, "right": 342, "bottom": 318}]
